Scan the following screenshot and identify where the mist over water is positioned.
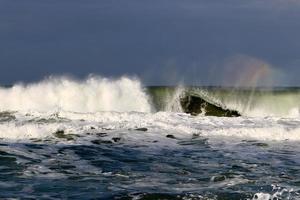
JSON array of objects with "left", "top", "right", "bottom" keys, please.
[{"left": 221, "top": 55, "right": 284, "bottom": 88}]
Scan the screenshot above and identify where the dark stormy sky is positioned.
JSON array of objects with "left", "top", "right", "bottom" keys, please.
[{"left": 0, "top": 0, "right": 300, "bottom": 86}]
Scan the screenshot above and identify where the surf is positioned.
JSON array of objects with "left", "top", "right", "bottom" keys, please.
[
  {"left": 148, "top": 86, "right": 300, "bottom": 118},
  {"left": 0, "top": 76, "right": 300, "bottom": 118},
  {"left": 0, "top": 76, "right": 152, "bottom": 113}
]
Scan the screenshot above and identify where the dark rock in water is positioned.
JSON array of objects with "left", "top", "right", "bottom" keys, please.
[
  {"left": 53, "top": 130, "right": 74, "bottom": 141},
  {"left": 96, "top": 132, "right": 108, "bottom": 137},
  {"left": 90, "top": 126, "right": 95, "bottom": 130},
  {"left": 0, "top": 111, "right": 16, "bottom": 122},
  {"left": 53, "top": 130, "right": 65, "bottom": 138},
  {"left": 252, "top": 142, "right": 268, "bottom": 147},
  {"left": 211, "top": 175, "right": 226, "bottom": 182},
  {"left": 112, "top": 137, "right": 121, "bottom": 143},
  {"left": 192, "top": 133, "right": 200, "bottom": 138},
  {"left": 180, "top": 95, "right": 241, "bottom": 117},
  {"left": 135, "top": 128, "right": 148, "bottom": 132},
  {"left": 166, "top": 134, "right": 176, "bottom": 139},
  {"left": 91, "top": 139, "right": 113, "bottom": 145}
]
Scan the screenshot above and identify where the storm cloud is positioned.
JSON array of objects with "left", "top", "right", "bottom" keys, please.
[{"left": 0, "top": 0, "right": 299, "bottom": 86}]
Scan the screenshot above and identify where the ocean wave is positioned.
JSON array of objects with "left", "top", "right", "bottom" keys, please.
[{"left": 0, "top": 76, "right": 152, "bottom": 113}]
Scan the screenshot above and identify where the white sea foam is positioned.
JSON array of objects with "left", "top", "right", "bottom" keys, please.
[
  {"left": 1, "top": 111, "right": 300, "bottom": 142},
  {"left": 252, "top": 186, "right": 295, "bottom": 200},
  {"left": 0, "top": 76, "right": 299, "bottom": 142},
  {"left": 0, "top": 76, "right": 152, "bottom": 113},
  {"left": 0, "top": 123, "right": 58, "bottom": 139},
  {"left": 165, "top": 86, "right": 185, "bottom": 112}
]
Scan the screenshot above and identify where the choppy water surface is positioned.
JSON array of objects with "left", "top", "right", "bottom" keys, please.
[
  {"left": 1, "top": 77, "right": 300, "bottom": 199},
  {"left": 0, "top": 111, "right": 300, "bottom": 199}
]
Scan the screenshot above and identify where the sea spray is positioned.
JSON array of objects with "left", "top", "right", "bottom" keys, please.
[
  {"left": 213, "top": 55, "right": 296, "bottom": 116},
  {"left": 146, "top": 85, "right": 185, "bottom": 112},
  {"left": 0, "top": 76, "right": 299, "bottom": 117},
  {"left": 165, "top": 85, "right": 185, "bottom": 112},
  {"left": 0, "top": 76, "right": 152, "bottom": 113},
  {"left": 148, "top": 86, "right": 300, "bottom": 117},
  {"left": 180, "top": 86, "right": 300, "bottom": 117},
  {"left": 216, "top": 89, "right": 300, "bottom": 117}
]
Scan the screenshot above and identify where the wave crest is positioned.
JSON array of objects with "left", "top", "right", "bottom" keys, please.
[{"left": 0, "top": 76, "right": 152, "bottom": 113}]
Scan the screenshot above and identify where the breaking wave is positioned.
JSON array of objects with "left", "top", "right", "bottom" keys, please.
[
  {"left": 0, "top": 76, "right": 300, "bottom": 118},
  {"left": 148, "top": 86, "right": 300, "bottom": 118},
  {"left": 0, "top": 76, "right": 152, "bottom": 113}
]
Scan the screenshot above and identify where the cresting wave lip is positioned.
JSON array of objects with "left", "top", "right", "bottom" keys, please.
[
  {"left": 148, "top": 86, "right": 300, "bottom": 117},
  {"left": 0, "top": 76, "right": 152, "bottom": 113}
]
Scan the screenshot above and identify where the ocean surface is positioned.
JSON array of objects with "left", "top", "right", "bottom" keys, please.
[{"left": 0, "top": 76, "right": 300, "bottom": 199}]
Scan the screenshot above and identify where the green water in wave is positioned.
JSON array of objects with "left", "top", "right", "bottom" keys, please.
[{"left": 147, "top": 86, "right": 300, "bottom": 117}]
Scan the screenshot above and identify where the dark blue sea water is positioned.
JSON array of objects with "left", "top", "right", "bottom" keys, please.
[{"left": 1, "top": 128, "right": 300, "bottom": 199}]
